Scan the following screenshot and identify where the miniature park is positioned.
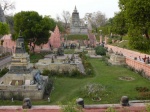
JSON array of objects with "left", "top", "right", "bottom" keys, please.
[{"left": 0, "top": 1, "right": 150, "bottom": 112}]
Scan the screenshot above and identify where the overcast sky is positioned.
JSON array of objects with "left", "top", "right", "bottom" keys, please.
[{"left": 9, "top": 0, "right": 120, "bottom": 19}]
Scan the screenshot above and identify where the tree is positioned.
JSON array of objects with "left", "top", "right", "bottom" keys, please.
[
  {"left": 119, "top": 0, "right": 150, "bottom": 39},
  {"left": 5, "top": 15, "right": 14, "bottom": 33},
  {"left": 0, "top": 0, "right": 15, "bottom": 14},
  {"left": 85, "top": 11, "right": 107, "bottom": 33},
  {"left": 55, "top": 15, "right": 65, "bottom": 32},
  {"left": 128, "top": 27, "right": 150, "bottom": 52},
  {"left": 98, "top": 18, "right": 113, "bottom": 36},
  {"left": 0, "top": 22, "right": 9, "bottom": 38},
  {"left": 56, "top": 11, "right": 70, "bottom": 33},
  {"left": 111, "top": 11, "right": 128, "bottom": 36},
  {"left": 14, "top": 11, "right": 56, "bottom": 52},
  {"left": 62, "top": 11, "right": 70, "bottom": 30}
]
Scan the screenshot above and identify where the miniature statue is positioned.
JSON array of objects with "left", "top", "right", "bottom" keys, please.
[
  {"left": 22, "top": 98, "right": 32, "bottom": 109},
  {"left": 71, "top": 53, "right": 75, "bottom": 61},
  {"left": 57, "top": 47, "right": 64, "bottom": 56},
  {"left": 51, "top": 56, "right": 54, "bottom": 63}
]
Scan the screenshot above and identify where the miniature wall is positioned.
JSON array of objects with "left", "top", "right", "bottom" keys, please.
[
  {"left": 35, "top": 63, "right": 77, "bottom": 73},
  {"left": 0, "top": 80, "right": 47, "bottom": 100},
  {"left": 126, "top": 57, "right": 150, "bottom": 77},
  {"left": 106, "top": 45, "right": 150, "bottom": 59},
  {"left": 106, "top": 45, "right": 150, "bottom": 77},
  {"left": 0, "top": 89, "right": 44, "bottom": 100}
]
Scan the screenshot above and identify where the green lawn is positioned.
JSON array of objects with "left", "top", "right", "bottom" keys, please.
[
  {"left": 67, "top": 34, "right": 88, "bottom": 40},
  {"left": 64, "top": 49, "right": 75, "bottom": 54},
  {"left": 48, "top": 58, "right": 150, "bottom": 104},
  {"left": 1, "top": 57, "right": 150, "bottom": 105}
]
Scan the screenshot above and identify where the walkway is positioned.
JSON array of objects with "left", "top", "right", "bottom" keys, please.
[{"left": 0, "top": 103, "right": 147, "bottom": 112}]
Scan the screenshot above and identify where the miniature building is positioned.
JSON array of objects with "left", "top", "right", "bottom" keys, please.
[
  {"left": 49, "top": 25, "right": 61, "bottom": 48},
  {"left": 108, "top": 53, "right": 126, "bottom": 65},
  {"left": 0, "top": 36, "right": 48, "bottom": 100},
  {"left": 70, "top": 6, "right": 88, "bottom": 34}
]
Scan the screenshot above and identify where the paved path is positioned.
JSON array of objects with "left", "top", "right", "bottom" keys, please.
[{"left": 0, "top": 103, "right": 147, "bottom": 112}]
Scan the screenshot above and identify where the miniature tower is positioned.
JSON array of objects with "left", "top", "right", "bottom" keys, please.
[{"left": 9, "top": 36, "right": 30, "bottom": 73}]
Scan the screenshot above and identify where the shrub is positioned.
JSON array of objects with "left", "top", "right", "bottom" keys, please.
[
  {"left": 60, "top": 99, "right": 83, "bottom": 112},
  {"left": 146, "top": 104, "right": 150, "bottom": 112},
  {"left": 49, "top": 70, "right": 58, "bottom": 77},
  {"left": 129, "top": 35, "right": 150, "bottom": 53},
  {"left": 70, "top": 69, "right": 82, "bottom": 77},
  {"left": 107, "top": 38, "right": 112, "bottom": 44},
  {"left": 136, "top": 87, "right": 149, "bottom": 92},
  {"left": 80, "top": 83, "right": 105, "bottom": 99},
  {"left": 44, "top": 79, "right": 53, "bottom": 95},
  {"left": 79, "top": 52, "right": 95, "bottom": 76},
  {"left": 61, "top": 70, "right": 70, "bottom": 77},
  {"left": 105, "top": 107, "right": 117, "bottom": 112},
  {"left": 42, "top": 69, "right": 51, "bottom": 76},
  {"left": 138, "top": 92, "right": 150, "bottom": 100},
  {"left": 0, "top": 67, "right": 9, "bottom": 77},
  {"left": 95, "top": 46, "right": 106, "bottom": 55}
]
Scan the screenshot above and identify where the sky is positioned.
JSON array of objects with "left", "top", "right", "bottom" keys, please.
[{"left": 7, "top": 0, "right": 120, "bottom": 19}]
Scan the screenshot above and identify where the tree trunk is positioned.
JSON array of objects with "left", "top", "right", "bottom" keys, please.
[
  {"left": 145, "top": 29, "right": 149, "bottom": 39},
  {"left": 32, "top": 43, "right": 35, "bottom": 53}
]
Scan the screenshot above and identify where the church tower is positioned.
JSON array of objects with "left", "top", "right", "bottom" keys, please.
[{"left": 0, "top": 4, "right": 6, "bottom": 22}]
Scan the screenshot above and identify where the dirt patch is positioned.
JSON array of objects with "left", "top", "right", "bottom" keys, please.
[{"left": 119, "top": 76, "right": 135, "bottom": 81}]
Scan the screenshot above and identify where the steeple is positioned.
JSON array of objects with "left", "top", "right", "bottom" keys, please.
[
  {"left": 74, "top": 5, "right": 78, "bottom": 13},
  {"left": 0, "top": 4, "right": 6, "bottom": 22}
]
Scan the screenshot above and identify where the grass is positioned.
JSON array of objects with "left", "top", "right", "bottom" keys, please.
[
  {"left": 48, "top": 58, "right": 150, "bottom": 104},
  {"left": 30, "top": 52, "right": 49, "bottom": 63},
  {"left": 67, "top": 34, "right": 88, "bottom": 40},
  {"left": 1, "top": 56, "right": 150, "bottom": 105},
  {"left": 64, "top": 49, "right": 75, "bottom": 54}
]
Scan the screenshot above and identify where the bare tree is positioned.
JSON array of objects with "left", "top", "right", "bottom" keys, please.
[
  {"left": 62, "top": 11, "right": 70, "bottom": 30},
  {"left": 0, "top": 0, "right": 15, "bottom": 13},
  {"left": 56, "top": 14, "right": 61, "bottom": 22},
  {"left": 85, "top": 11, "right": 107, "bottom": 32}
]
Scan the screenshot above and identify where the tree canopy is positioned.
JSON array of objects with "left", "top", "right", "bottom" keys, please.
[
  {"left": 14, "top": 11, "right": 56, "bottom": 51},
  {"left": 0, "top": 22, "right": 9, "bottom": 36},
  {"left": 119, "top": 0, "right": 150, "bottom": 39},
  {"left": 84, "top": 11, "right": 107, "bottom": 33},
  {"left": 111, "top": 11, "right": 128, "bottom": 36}
]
